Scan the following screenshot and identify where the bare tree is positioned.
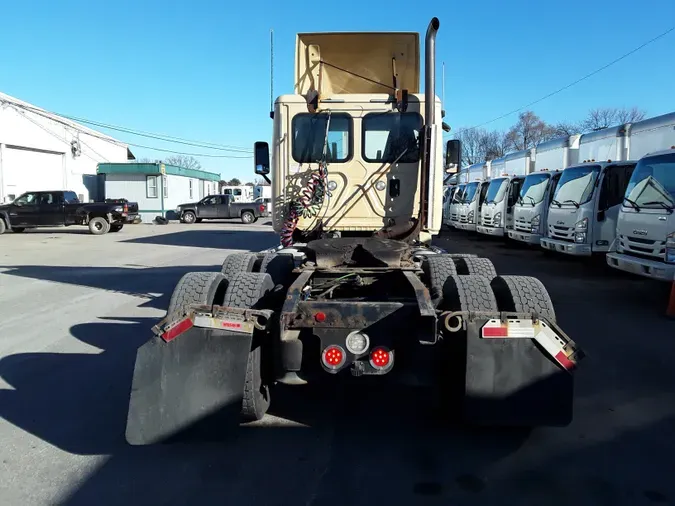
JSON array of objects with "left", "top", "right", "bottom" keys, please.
[
  {"left": 453, "top": 128, "right": 509, "bottom": 165},
  {"left": 254, "top": 177, "right": 270, "bottom": 186},
  {"left": 550, "top": 121, "right": 581, "bottom": 138},
  {"left": 581, "top": 107, "right": 646, "bottom": 132},
  {"left": 164, "top": 155, "right": 202, "bottom": 170},
  {"left": 484, "top": 130, "right": 509, "bottom": 160},
  {"left": 505, "top": 111, "right": 555, "bottom": 151}
]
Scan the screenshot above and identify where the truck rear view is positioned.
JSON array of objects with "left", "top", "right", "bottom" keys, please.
[{"left": 124, "top": 18, "right": 584, "bottom": 445}]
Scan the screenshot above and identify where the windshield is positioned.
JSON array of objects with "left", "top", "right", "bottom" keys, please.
[
  {"left": 518, "top": 173, "right": 550, "bottom": 206},
  {"left": 624, "top": 153, "right": 675, "bottom": 209},
  {"left": 463, "top": 182, "right": 479, "bottom": 204},
  {"left": 553, "top": 165, "right": 601, "bottom": 207},
  {"left": 452, "top": 185, "right": 465, "bottom": 204},
  {"left": 484, "top": 178, "right": 509, "bottom": 204}
]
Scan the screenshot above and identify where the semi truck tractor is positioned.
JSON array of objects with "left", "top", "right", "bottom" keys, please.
[
  {"left": 455, "top": 162, "right": 489, "bottom": 231},
  {"left": 508, "top": 136, "right": 580, "bottom": 245},
  {"left": 606, "top": 112, "right": 675, "bottom": 280},
  {"left": 124, "top": 18, "right": 584, "bottom": 445}
]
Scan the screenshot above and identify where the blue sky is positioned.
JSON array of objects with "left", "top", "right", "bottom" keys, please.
[{"left": 1, "top": 0, "right": 674, "bottom": 182}]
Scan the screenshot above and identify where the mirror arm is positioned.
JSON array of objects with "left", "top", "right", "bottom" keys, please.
[{"left": 261, "top": 174, "right": 271, "bottom": 184}]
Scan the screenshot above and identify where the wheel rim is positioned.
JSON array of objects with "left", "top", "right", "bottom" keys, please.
[
  {"left": 95, "top": 221, "right": 103, "bottom": 230},
  {"left": 185, "top": 213, "right": 195, "bottom": 223},
  {"left": 243, "top": 213, "right": 252, "bottom": 223}
]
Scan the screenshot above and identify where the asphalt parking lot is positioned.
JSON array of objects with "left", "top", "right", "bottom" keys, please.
[{"left": 1, "top": 222, "right": 674, "bottom": 506}]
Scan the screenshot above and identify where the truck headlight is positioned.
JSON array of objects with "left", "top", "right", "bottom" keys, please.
[
  {"left": 468, "top": 210, "right": 475, "bottom": 224},
  {"left": 531, "top": 214, "right": 541, "bottom": 234},
  {"left": 666, "top": 232, "right": 675, "bottom": 264},
  {"left": 493, "top": 212, "right": 502, "bottom": 226},
  {"left": 575, "top": 232, "right": 587, "bottom": 244},
  {"left": 575, "top": 217, "right": 588, "bottom": 231}
]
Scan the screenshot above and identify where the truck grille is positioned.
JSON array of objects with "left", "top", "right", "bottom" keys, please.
[
  {"left": 459, "top": 214, "right": 469, "bottom": 224},
  {"left": 515, "top": 219, "right": 531, "bottom": 233},
  {"left": 451, "top": 212, "right": 459, "bottom": 221},
  {"left": 482, "top": 215, "right": 494, "bottom": 227},
  {"left": 548, "top": 224, "right": 574, "bottom": 243},
  {"left": 618, "top": 235, "right": 665, "bottom": 260}
]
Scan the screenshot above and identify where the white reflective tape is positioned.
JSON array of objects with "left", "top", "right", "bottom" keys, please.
[{"left": 192, "top": 315, "right": 253, "bottom": 334}]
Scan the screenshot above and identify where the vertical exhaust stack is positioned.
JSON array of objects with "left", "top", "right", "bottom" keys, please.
[{"left": 419, "top": 17, "right": 440, "bottom": 236}]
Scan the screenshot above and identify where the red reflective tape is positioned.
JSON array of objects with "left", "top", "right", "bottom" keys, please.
[
  {"left": 162, "top": 318, "right": 193, "bottom": 342},
  {"left": 220, "top": 321, "right": 243, "bottom": 330},
  {"left": 555, "top": 351, "right": 575, "bottom": 371},
  {"left": 483, "top": 326, "right": 508, "bottom": 337}
]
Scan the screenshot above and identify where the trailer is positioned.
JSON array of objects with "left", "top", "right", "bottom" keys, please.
[{"left": 124, "top": 18, "right": 584, "bottom": 445}]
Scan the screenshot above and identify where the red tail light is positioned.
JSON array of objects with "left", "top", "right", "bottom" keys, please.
[
  {"left": 123, "top": 204, "right": 128, "bottom": 213},
  {"left": 259, "top": 204, "right": 266, "bottom": 212},
  {"left": 369, "top": 347, "right": 392, "bottom": 369},
  {"left": 322, "top": 345, "right": 346, "bottom": 370}
]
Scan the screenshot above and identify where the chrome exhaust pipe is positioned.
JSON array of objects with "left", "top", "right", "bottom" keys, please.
[{"left": 424, "top": 17, "right": 440, "bottom": 127}]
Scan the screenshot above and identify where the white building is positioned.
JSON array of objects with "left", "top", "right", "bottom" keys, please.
[
  {"left": 97, "top": 162, "right": 220, "bottom": 222},
  {"left": 0, "top": 91, "right": 133, "bottom": 203}
]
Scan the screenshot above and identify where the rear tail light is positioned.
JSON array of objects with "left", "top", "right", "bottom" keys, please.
[
  {"left": 259, "top": 204, "right": 266, "bottom": 212},
  {"left": 369, "top": 347, "right": 392, "bottom": 369},
  {"left": 322, "top": 345, "right": 346, "bottom": 370}
]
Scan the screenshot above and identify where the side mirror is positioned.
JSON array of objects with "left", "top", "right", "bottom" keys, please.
[
  {"left": 254, "top": 141, "right": 270, "bottom": 175},
  {"left": 445, "top": 139, "right": 461, "bottom": 171}
]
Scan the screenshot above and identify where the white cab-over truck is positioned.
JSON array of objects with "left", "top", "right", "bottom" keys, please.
[
  {"left": 542, "top": 113, "right": 675, "bottom": 257},
  {"left": 606, "top": 113, "right": 675, "bottom": 280},
  {"left": 124, "top": 18, "right": 584, "bottom": 445},
  {"left": 508, "top": 135, "right": 580, "bottom": 245},
  {"left": 455, "top": 162, "right": 489, "bottom": 231},
  {"left": 477, "top": 150, "right": 530, "bottom": 237}
]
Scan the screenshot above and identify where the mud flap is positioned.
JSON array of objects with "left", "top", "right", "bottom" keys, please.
[
  {"left": 462, "top": 319, "right": 574, "bottom": 427},
  {"left": 125, "top": 327, "right": 252, "bottom": 445}
]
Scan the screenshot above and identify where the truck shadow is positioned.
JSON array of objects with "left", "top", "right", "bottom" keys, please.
[
  {"left": 0, "top": 264, "right": 221, "bottom": 310},
  {"left": 122, "top": 229, "right": 278, "bottom": 250}
]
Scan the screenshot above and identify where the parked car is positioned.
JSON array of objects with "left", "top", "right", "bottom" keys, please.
[
  {"left": 175, "top": 194, "right": 266, "bottom": 224},
  {"left": 0, "top": 190, "right": 139, "bottom": 235}
]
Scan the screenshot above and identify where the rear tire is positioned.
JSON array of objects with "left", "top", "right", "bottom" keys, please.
[
  {"left": 422, "top": 255, "right": 458, "bottom": 303},
  {"left": 88, "top": 217, "right": 110, "bottom": 235},
  {"left": 441, "top": 274, "right": 499, "bottom": 312},
  {"left": 221, "top": 272, "right": 275, "bottom": 421},
  {"left": 220, "top": 252, "right": 258, "bottom": 279},
  {"left": 166, "top": 271, "right": 227, "bottom": 322},
  {"left": 455, "top": 257, "right": 497, "bottom": 279},
  {"left": 490, "top": 275, "right": 556, "bottom": 322},
  {"left": 241, "top": 211, "right": 255, "bottom": 224},
  {"left": 260, "top": 253, "right": 295, "bottom": 287}
]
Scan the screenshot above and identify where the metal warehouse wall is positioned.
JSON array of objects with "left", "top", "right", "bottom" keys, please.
[{"left": 0, "top": 98, "right": 128, "bottom": 203}]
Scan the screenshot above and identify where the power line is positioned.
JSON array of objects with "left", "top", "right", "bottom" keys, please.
[
  {"left": 2, "top": 98, "right": 253, "bottom": 158},
  {"left": 447, "top": 24, "right": 675, "bottom": 136},
  {"left": 60, "top": 114, "right": 253, "bottom": 153}
]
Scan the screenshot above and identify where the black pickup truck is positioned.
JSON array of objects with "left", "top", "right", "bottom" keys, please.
[
  {"left": 176, "top": 194, "right": 266, "bottom": 224},
  {"left": 0, "top": 190, "right": 139, "bottom": 235}
]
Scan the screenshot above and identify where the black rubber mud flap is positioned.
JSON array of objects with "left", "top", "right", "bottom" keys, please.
[
  {"left": 462, "top": 319, "right": 573, "bottom": 427},
  {"left": 125, "top": 327, "right": 252, "bottom": 445}
]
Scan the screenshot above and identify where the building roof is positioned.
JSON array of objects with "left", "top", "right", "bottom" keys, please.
[{"left": 97, "top": 162, "right": 221, "bottom": 181}]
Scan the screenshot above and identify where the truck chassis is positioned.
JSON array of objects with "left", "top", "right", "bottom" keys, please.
[{"left": 126, "top": 239, "right": 583, "bottom": 445}]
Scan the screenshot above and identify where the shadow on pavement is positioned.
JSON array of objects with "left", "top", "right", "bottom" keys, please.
[
  {"left": 0, "top": 264, "right": 221, "bottom": 310},
  {"left": 122, "top": 229, "right": 278, "bottom": 250}
]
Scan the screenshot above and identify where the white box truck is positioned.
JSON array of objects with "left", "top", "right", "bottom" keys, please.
[
  {"left": 476, "top": 149, "right": 532, "bottom": 237},
  {"left": 508, "top": 135, "right": 580, "bottom": 245},
  {"left": 455, "top": 162, "right": 489, "bottom": 231},
  {"left": 541, "top": 124, "right": 634, "bottom": 256},
  {"left": 476, "top": 156, "right": 510, "bottom": 237},
  {"left": 606, "top": 112, "right": 675, "bottom": 280}
]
